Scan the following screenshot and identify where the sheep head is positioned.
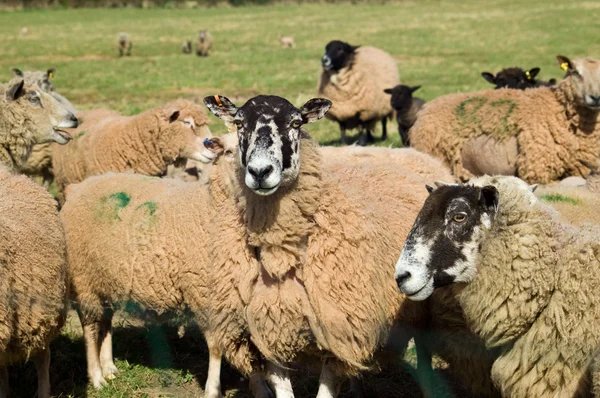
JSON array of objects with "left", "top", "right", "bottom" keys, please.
[
  {"left": 203, "top": 94, "right": 331, "bottom": 196},
  {"left": 481, "top": 67, "right": 540, "bottom": 90},
  {"left": 384, "top": 84, "right": 421, "bottom": 111},
  {"left": 558, "top": 55, "right": 600, "bottom": 110},
  {"left": 321, "top": 40, "right": 359, "bottom": 72},
  {"left": 12, "top": 67, "right": 56, "bottom": 93}
]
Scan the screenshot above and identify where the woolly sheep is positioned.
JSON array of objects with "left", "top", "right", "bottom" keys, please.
[
  {"left": 384, "top": 84, "right": 425, "bottom": 146},
  {"left": 182, "top": 40, "right": 192, "bottom": 54},
  {"left": 410, "top": 55, "right": 600, "bottom": 184},
  {"left": 0, "top": 167, "right": 68, "bottom": 398},
  {"left": 52, "top": 100, "right": 212, "bottom": 204},
  {"left": 0, "top": 78, "right": 77, "bottom": 173},
  {"left": 317, "top": 40, "right": 399, "bottom": 146},
  {"left": 396, "top": 175, "right": 600, "bottom": 397},
  {"left": 196, "top": 30, "right": 213, "bottom": 57},
  {"left": 278, "top": 34, "right": 295, "bottom": 48},
  {"left": 116, "top": 32, "right": 132, "bottom": 56},
  {"left": 481, "top": 67, "right": 556, "bottom": 89},
  {"left": 203, "top": 95, "right": 453, "bottom": 397}
]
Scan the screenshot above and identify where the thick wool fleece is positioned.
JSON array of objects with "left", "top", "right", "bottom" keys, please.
[
  {"left": 411, "top": 77, "right": 600, "bottom": 184},
  {"left": 53, "top": 101, "right": 211, "bottom": 203},
  {"left": 536, "top": 183, "right": 600, "bottom": 226},
  {"left": 317, "top": 46, "right": 399, "bottom": 127},
  {"left": 0, "top": 167, "right": 67, "bottom": 365},
  {"left": 455, "top": 175, "right": 600, "bottom": 397}
]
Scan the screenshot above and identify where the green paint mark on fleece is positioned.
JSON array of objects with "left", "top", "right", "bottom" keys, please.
[
  {"left": 97, "top": 191, "right": 131, "bottom": 221},
  {"left": 540, "top": 193, "right": 580, "bottom": 205},
  {"left": 76, "top": 130, "right": 88, "bottom": 139},
  {"left": 137, "top": 201, "right": 157, "bottom": 217}
]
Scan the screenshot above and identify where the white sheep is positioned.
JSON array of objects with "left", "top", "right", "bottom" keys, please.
[{"left": 116, "top": 32, "right": 132, "bottom": 56}]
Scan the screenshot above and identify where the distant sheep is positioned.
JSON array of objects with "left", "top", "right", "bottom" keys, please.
[
  {"left": 196, "top": 30, "right": 212, "bottom": 57},
  {"left": 278, "top": 34, "right": 295, "bottom": 48},
  {"left": 318, "top": 40, "right": 399, "bottom": 146},
  {"left": 116, "top": 32, "right": 132, "bottom": 56},
  {"left": 384, "top": 84, "right": 424, "bottom": 146},
  {"left": 481, "top": 67, "right": 556, "bottom": 90},
  {"left": 410, "top": 55, "right": 600, "bottom": 184},
  {"left": 182, "top": 40, "right": 192, "bottom": 54}
]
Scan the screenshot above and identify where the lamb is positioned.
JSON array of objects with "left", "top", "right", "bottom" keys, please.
[
  {"left": 410, "top": 55, "right": 600, "bottom": 184},
  {"left": 0, "top": 167, "right": 68, "bottom": 398},
  {"left": 52, "top": 100, "right": 212, "bottom": 204},
  {"left": 317, "top": 40, "right": 399, "bottom": 146},
  {"left": 0, "top": 78, "right": 77, "bottom": 173},
  {"left": 116, "top": 32, "right": 132, "bottom": 56},
  {"left": 481, "top": 67, "right": 556, "bottom": 89},
  {"left": 395, "top": 175, "right": 600, "bottom": 397},
  {"left": 278, "top": 34, "right": 295, "bottom": 48},
  {"left": 196, "top": 30, "right": 213, "bottom": 57},
  {"left": 384, "top": 84, "right": 425, "bottom": 146},
  {"left": 182, "top": 40, "right": 192, "bottom": 54}
]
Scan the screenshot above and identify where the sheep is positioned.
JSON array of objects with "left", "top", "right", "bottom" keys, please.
[
  {"left": 52, "top": 100, "right": 212, "bottom": 204},
  {"left": 383, "top": 84, "right": 425, "bottom": 146},
  {"left": 203, "top": 94, "right": 453, "bottom": 397},
  {"left": 278, "top": 34, "right": 295, "bottom": 48},
  {"left": 317, "top": 40, "right": 399, "bottom": 146},
  {"left": 395, "top": 175, "right": 600, "bottom": 397},
  {"left": 19, "top": 26, "right": 29, "bottom": 36},
  {"left": 0, "top": 78, "right": 77, "bottom": 173},
  {"left": 481, "top": 67, "right": 556, "bottom": 89},
  {"left": 0, "top": 167, "right": 68, "bottom": 398},
  {"left": 116, "top": 32, "right": 132, "bottom": 56},
  {"left": 535, "top": 182, "right": 600, "bottom": 226},
  {"left": 410, "top": 55, "right": 600, "bottom": 184},
  {"left": 182, "top": 40, "right": 192, "bottom": 54},
  {"left": 11, "top": 67, "right": 77, "bottom": 114},
  {"left": 196, "top": 30, "right": 213, "bottom": 57}
]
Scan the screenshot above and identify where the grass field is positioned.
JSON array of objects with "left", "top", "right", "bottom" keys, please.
[{"left": 0, "top": 1, "right": 599, "bottom": 396}]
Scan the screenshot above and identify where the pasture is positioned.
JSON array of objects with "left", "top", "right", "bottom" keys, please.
[{"left": 0, "top": 0, "right": 598, "bottom": 396}]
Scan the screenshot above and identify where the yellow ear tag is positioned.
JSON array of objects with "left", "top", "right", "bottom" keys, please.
[
  {"left": 49, "top": 72, "right": 53, "bottom": 79},
  {"left": 560, "top": 62, "right": 569, "bottom": 71},
  {"left": 525, "top": 71, "right": 531, "bottom": 79}
]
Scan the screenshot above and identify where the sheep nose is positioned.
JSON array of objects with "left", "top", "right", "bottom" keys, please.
[
  {"left": 590, "top": 95, "right": 600, "bottom": 103},
  {"left": 395, "top": 271, "right": 411, "bottom": 289},
  {"left": 248, "top": 164, "right": 273, "bottom": 183},
  {"left": 69, "top": 114, "right": 79, "bottom": 128},
  {"left": 322, "top": 55, "right": 331, "bottom": 67}
]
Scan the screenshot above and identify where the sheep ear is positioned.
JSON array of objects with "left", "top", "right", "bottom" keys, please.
[
  {"left": 351, "top": 45, "right": 360, "bottom": 52},
  {"left": 300, "top": 98, "right": 332, "bottom": 124},
  {"left": 548, "top": 78, "right": 557, "bottom": 85},
  {"left": 5, "top": 79, "right": 25, "bottom": 101},
  {"left": 527, "top": 67, "right": 540, "bottom": 80},
  {"left": 556, "top": 55, "right": 574, "bottom": 72},
  {"left": 479, "top": 185, "right": 499, "bottom": 214},
  {"left": 203, "top": 95, "right": 238, "bottom": 122},
  {"left": 168, "top": 110, "right": 180, "bottom": 123},
  {"left": 203, "top": 136, "right": 225, "bottom": 153},
  {"left": 11, "top": 68, "right": 23, "bottom": 77},
  {"left": 481, "top": 72, "right": 496, "bottom": 85},
  {"left": 47, "top": 68, "right": 56, "bottom": 79},
  {"left": 425, "top": 184, "right": 435, "bottom": 194},
  {"left": 384, "top": 88, "right": 393, "bottom": 94},
  {"left": 433, "top": 180, "right": 453, "bottom": 188},
  {"left": 528, "top": 184, "right": 538, "bottom": 193},
  {"left": 411, "top": 85, "right": 421, "bottom": 93}
]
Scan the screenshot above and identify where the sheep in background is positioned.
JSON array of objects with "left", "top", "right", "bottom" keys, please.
[
  {"left": 182, "top": 40, "right": 192, "bottom": 54},
  {"left": 278, "top": 34, "right": 295, "bottom": 48},
  {"left": 318, "top": 40, "right": 399, "bottom": 146},
  {"left": 196, "top": 30, "right": 213, "bottom": 57},
  {"left": 19, "top": 26, "right": 29, "bottom": 36},
  {"left": 116, "top": 32, "right": 132, "bottom": 56},
  {"left": 481, "top": 67, "right": 556, "bottom": 89},
  {"left": 384, "top": 84, "right": 425, "bottom": 146},
  {"left": 410, "top": 55, "right": 600, "bottom": 184}
]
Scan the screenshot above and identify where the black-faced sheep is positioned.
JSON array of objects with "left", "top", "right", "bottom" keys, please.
[
  {"left": 196, "top": 30, "right": 212, "bottom": 57},
  {"left": 410, "top": 55, "right": 600, "bottom": 184},
  {"left": 384, "top": 84, "right": 424, "bottom": 146},
  {"left": 481, "top": 67, "right": 556, "bottom": 89},
  {"left": 317, "top": 40, "right": 399, "bottom": 146},
  {"left": 116, "top": 32, "right": 132, "bottom": 56}
]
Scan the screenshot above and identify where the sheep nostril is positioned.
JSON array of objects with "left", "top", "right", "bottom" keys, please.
[
  {"left": 257, "top": 165, "right": 273, "bottom": 181},
  {"left": 395, "top": 271, "right": 411, "bottom": 288}
]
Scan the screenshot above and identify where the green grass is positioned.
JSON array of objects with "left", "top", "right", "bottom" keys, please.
[
  {"left": 540, "top": 193, "right": 581, "bottom": 205},
  {"left": 1, "top": 1, "right": 598, "bottom": 396}
]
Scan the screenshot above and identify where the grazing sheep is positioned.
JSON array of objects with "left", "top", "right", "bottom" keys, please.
[
  {"left": 481, "top": 67, "right": 556, "bottom": 89},
  {"left": 410, "top": 55, "right": 600, "bottom": 184},
  {"left": 0, "top": 78, "right": 77, "bottom": 173},
  {"left": 0, "top": 167, "right": 68, "bottom": 398},
  {"left": 278, "top": 34, "right": 295, "bottom": 48},
  {"left": 384, "top": 85, "right": 425, "bottom": 146},
  {"left": 196, "top": 30, "right": 213, "bottom": 57},
  {"left": 203, "top": 95, "right": 453, "bottom": 397},
  {"left": 52, "top": 100, "right": 212, "bottom": 204},
  {"left": 182, "top": 40, "right": 192, "bottom": 54},
  {"left": 317, "top": 40, "right": 399, "bottom": 146},
  {"left": 116, "top": 32, "right": 132, "bottom": 56},
  {"left": 395, "top": 175, "right": 600, "bottom": 397}
]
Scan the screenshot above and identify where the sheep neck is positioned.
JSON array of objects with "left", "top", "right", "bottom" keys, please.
[{"left": 554, "top": 79, "right": 600, "bottom": 135}]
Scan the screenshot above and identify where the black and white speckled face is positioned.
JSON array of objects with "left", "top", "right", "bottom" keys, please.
[
  {"left": 394, "top": 183, "right": 499, "bottom": 301},
  {"left": 203, "top": 95, "right": 331, "bottom": 196}
]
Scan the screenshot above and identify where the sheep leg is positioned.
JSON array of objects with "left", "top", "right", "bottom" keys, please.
[
  {"left": 0, "top": 366, "right": 8, "bottom": 398},
  {"left": 34, "top": 344, "right": 51, "bottom": 398},
  {"left": 348, "top": 376, "right": 366, "bottom": 398},
  {"left": 315, "top": 359, "right": 343, "bottom": 398},
  {"left": 249, "top": 372, "right": 274, "bottom": 398},
  {"left": 381, "top": 117, "right": 388, "bottom": 141},
  {"left": 339, "top": 123, "right": 347, "bottom": 145},
  {"left": 265, "top": 361, "right": 294, "bottom": 398},
  {"left": 99, "top": 310, "right": 119, "bottom": 380},
  {"left": 358, "top": 126, "right": 368, "bottom": 147},
  {"left": 204, "top": 343, "right": 223, "bottom": 398},
  {"left": 82, "top": 322, "right": 108, "bottom": 389}
]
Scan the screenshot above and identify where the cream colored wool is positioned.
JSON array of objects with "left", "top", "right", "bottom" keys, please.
[
  {"left": 0, "top": 167, "right": 68, "bottom": 397},
  {"left": 52, "top": 101, "right": 211, "bottom": 203},
  {"left": 535, "top": 183, "right": 600, "bottom": 226},
  {"left": 317, "top": 46, "right": 399, "bottom": 130},
  {"left": 411, "top": 59, "right": 600, "bottom": 184}
]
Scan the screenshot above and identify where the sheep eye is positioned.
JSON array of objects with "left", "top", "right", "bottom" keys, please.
[
  {"left": 291, "top": 120, "right": 301, "bottom": 129},
  {"left": 453, "top": 213, "right": 467, "bottom": 223},
  {"left": 182, "top": 118, "right": 195, "bottom": 128},
  {"left": 225, "top": 149, "right": 234, "bottom": 157},
  {"left": 234, "top": 120, "right": 243, "bottom": 128},
  {"left": 27, "top": 92, "right": 41, "bottom": 106}
]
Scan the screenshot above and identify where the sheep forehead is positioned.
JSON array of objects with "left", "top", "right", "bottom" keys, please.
[{"left": 574, "top": 58, "right": 600, "bottom": 85}]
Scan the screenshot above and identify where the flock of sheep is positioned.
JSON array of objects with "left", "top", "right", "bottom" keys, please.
[{"left": 1, "top": 31, "right": 600, "bottom": 398}]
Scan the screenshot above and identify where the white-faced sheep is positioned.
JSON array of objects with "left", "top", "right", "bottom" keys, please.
[
  {"left": 182, "top": 40, "right": 192, "bottom": 54},
  {"left": 481, "top": 67, "right": 556, "bottom": 90},
  {"left": 52, "top": 100, "right": 212, "bottom": 204},
  {"left": 0, "top": 167, "right": 68, "bottom": 398},
  {"left": 317, "top": 40, "right": 399, "bottom": 146},
  {"left": 396, "top": 175, "right": 600, "bottom": 397},
  {"left": 196, "top": 30, "right": 213, "bottom": 57},
  {"left": 384, "top": 84, "right": 424, "bottom": 146},
  {"left": 116, "top": 32, "right": 132, "bottom": 56},
  {"left": 278, "top": 34, "right": 295, "bottom": 48},
  {"left": 410, "top": 55, "right": 600, "bottom": 184},
  {"left": 0, "top": 78, "right": 77, "bottom": 173}
]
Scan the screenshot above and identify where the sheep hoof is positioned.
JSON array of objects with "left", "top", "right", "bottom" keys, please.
[
  {"left": 102, "top": 362, "right": 119, "bottom": 378},
  {"left": 91, "top": 376, "right": 108, "bottom": 389}
]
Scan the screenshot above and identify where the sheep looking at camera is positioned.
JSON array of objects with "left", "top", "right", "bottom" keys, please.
[
  {"left": 481, "top": 67, "right": 556, "bottom": 90},
  {"left": 196, "top": 30, "right": 213, "bottom": 56},
  {"left": 384, "top": 84, "right": 425, "bottom": 146},
  {"left": 116, "top": 32, "right": 132, "bottom": 56}
]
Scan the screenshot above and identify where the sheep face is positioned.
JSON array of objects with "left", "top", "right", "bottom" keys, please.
[
  {"left": 394, "top": 183, "right": 499, "bottom": 301},
  {"left": 558, "top": 56, "right": 600, "bottom": 110},
  {"left": 198, "top": 30, "right": 208, "bottom": 42},
  {"left": 481, "top": 67, "right": 539, "bottom": 90},
  {"left": 12, "top": 68, "right": 56, "bottom": 93},
  {"left": 203, "top": 95, "right": 331, "bottom": 196},
  {"left": 4, "top": 79, "right": 77, "bottom": 145},
  {"left": 384, "top": 85, "right": 420, "bottom": 111},
  {"left": 321, "top": 40, "right": 359, "bottom": 72}
]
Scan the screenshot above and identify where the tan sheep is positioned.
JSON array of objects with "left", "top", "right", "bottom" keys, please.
[
  {"left": 410, "top": 55, "right": 600, "bottom": 184},
  {"left": 182, "top": 40, "right": 192, "bottom": 54},
  {"left": 0, "top": 78, "right": 77, "bottom": 173},
  {"left": 196, "top": 30, "right": 213, "bottom": 57},
  {"left": 52, "top": 100, "right": 212, "bottom": 204},
  {"left": 116, "top": 32, "right": 132, "bottom": 56},
  {"left": 0, "top": 167, "right": 68, "bottom": 398},
  {"left": 535, "top": 183, "right": 600, "bottom": 226},
  {"left": 318, "top": 40, "right": 399, "bottom": 145},
  {"left": 278, "top": 34, "right": 295, "bottom": 48}
]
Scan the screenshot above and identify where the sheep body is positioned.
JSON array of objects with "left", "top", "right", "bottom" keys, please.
[
  {"left": 535, "top": 182, "right": 600, "bottom": 226},
  {"left": 384, "top": 85, "right": 425, "bottom": 146},
  {"left": 182, "top": 40, "right": 192, "bottom": 54},
  {"left": 196, "top": 30, "right": 213, "bottom": 56},
  {"left": 117, "top": 32, "right": 132, "bottom": 56},
  {"left": 278, "top": 35, "right": 295, "bottom": 48}
]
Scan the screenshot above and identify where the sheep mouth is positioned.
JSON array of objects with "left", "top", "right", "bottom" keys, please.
[
  {"left": 53, "top": 128, "right": 73, "bottom": 142},
  {"left": 253, "top": 185, "right": 279, "bottom": 196},
  {"left": 403, "top": 277, "right": 434, "bottom": 301}
]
